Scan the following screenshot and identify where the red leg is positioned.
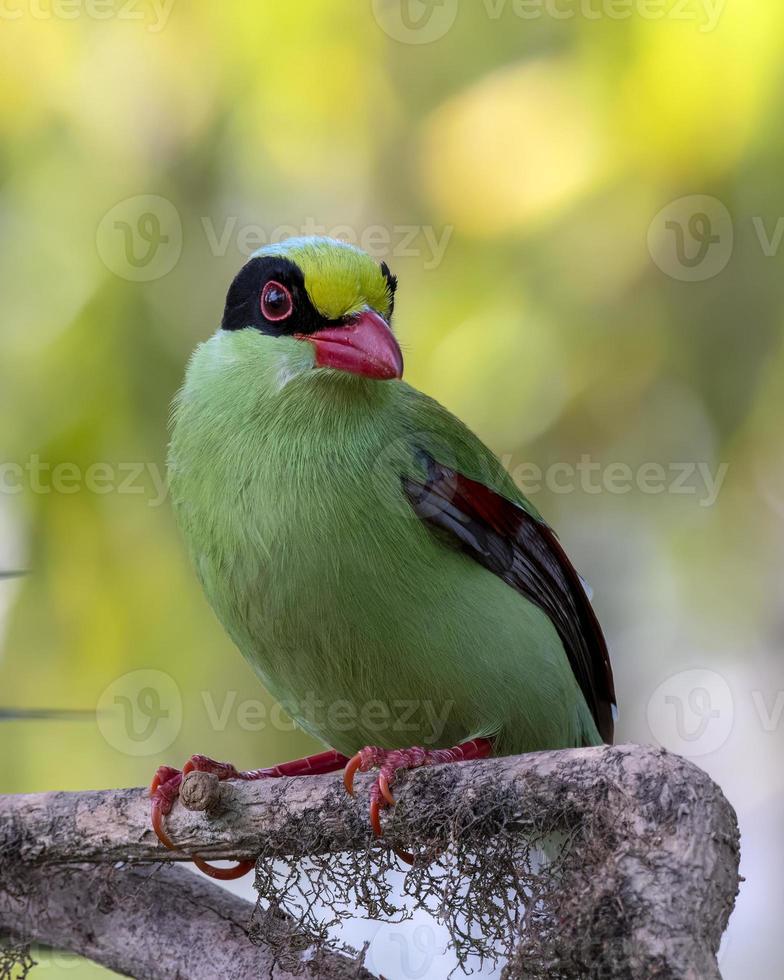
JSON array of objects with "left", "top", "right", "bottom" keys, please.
[
  {"left": 343, "top": 738, "right": 493, "bottom": 864},
  {"left": 150, "top": 749, "right": 349, "bottom": 879}
]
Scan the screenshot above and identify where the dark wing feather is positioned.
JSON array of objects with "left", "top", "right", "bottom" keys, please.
[{"left": 403, "top": 451, "right": 616, "bottom": 744}]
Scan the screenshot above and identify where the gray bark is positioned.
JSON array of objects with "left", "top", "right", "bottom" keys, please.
[
  {"left": 0, "top": 744, "right": 739, "bottom": 979},
  {"left": 0, "top": 862, "right": 372, "bottom": 979}
]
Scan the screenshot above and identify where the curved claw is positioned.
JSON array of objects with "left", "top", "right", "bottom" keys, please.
[
  {"left": 378, "top": 771, "right": 396, "bottom": 807},
  {"left": 372, "top": 776, "right": 414, "bottom": 864},
  {"left": 343, "top": 752, "right": 362, "bottom": 797},
  {"left": 192, "top": 856, "right": 255, "bottom": 880},
  {"left": 370, "top": 788, "right": 414, "bottom": 864},
  {"left": 152, "top": 805, "right": 253, "bottom": 878},
  {"left": 150, "top": 767, "right": 182, "bottom": 852},
  {"left": 151, "top": 800, "right": 177, "bottom": 852}
]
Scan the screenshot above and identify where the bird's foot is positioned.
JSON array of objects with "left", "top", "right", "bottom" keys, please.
[
  {"left": 150, "top": 755, "right": 256, "bottom": 880},
  {"left": 150, "top": 749, "right": 349, "bottom": 880},
  {"left": 343, "top": 738, "right": 493, "bottom": 864}
]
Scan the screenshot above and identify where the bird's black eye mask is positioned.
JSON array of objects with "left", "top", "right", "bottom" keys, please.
[{"left": 221, "top": 256, "right": 328, "bottom": 337}]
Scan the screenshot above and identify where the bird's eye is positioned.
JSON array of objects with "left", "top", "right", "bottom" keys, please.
[{"left": 260, "top": 280, "right": 293, "bottom": 322}]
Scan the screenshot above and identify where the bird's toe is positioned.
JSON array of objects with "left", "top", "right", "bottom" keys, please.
[{"left": 149, "top": 768, "right": 183, "bottom": 851}]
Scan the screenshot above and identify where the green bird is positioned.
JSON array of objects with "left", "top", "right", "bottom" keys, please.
[{"left": 151, "top": 237, "right": 615, "bottom": 878}]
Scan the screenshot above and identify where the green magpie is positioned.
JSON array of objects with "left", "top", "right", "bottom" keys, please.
[{"left": 150, "top": 237, "right": 616, "bottom": 877}]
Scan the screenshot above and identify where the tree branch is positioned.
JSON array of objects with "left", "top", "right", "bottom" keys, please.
[
  {"left": 0, "top": 862, "right": 373, "bottom": 979},
  {"left": 0, "top": 744, "right": 739, "bottom": 979}
]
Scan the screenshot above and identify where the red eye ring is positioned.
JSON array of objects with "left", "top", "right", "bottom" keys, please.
[{"left": 260, "top": 280, "right": 293, "bottom": 322}]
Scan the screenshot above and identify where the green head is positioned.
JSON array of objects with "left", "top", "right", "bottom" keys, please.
[{"left": 218, "top": 236, "right": 402, "bottom": 384}]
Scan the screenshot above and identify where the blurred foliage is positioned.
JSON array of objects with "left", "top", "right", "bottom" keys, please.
[{"left": 1, "top": 2, "right": 782, "bottom": 977}]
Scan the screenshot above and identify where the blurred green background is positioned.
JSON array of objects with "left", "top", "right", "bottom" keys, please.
[{"left": 1, "top": 1, "right": 782, "bottom": 976}]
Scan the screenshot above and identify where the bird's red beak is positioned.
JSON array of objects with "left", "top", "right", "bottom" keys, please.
[{"left": 297, "top": 310, "right": 403, "bottom": 381}]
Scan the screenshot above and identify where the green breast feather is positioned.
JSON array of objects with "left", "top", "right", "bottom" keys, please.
[{"left": 169, "top": 326, "right": 601, "bottom": 757}]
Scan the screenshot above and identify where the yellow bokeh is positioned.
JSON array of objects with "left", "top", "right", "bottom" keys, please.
[{"left": 420, "top": 58, "right": 606, "bottom": 234}]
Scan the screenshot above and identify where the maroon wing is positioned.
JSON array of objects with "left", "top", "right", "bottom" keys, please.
[{"left": 403, "top": 451, "right": 616, "bottom": 744}]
